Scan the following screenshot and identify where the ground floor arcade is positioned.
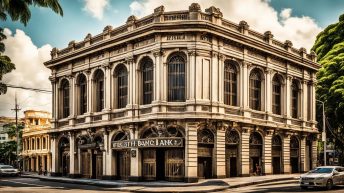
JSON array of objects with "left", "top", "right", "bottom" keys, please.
[
  {"left": 22, "top": 153, "right": 52, "bottom": 173},
  {"left": 50, "top": 121, "right": 318, "bottom": 182}
]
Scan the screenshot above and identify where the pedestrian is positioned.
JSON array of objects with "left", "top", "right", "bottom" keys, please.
[{"left": 256, "top": 163, "right": 262, "bottom": 176}]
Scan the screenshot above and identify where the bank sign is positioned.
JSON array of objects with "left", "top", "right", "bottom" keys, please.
[{"left": 112, "top": 137, "right": 183, "bottom": 149}]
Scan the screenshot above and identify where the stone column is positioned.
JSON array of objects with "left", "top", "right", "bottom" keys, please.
[
  {"left": 129, "top": 125, "right": 141, "bottom": 181},
  {"left": 302, "top": 80, "right": 308, "bottom": 122},
  {"left": 188, "top": 50, "right": 196, "bottom": 101},
  {"left": 285, "top": 75, "right": 292, "bottom": 124},
  {"left": 211, "top": 51, "right": 219, "bottom": 103},
  {"left": 215, "top": 126, "right": 226, "bottom": 178},
  {"left": 185, "top": 122, "right": 198, "bottom": 182},
  {"left": 104, "top": 64, "right": 112, "bottom": 111},
  {"left": 50, "top": 136, "right": 58, "bottom": 175},
  {"left": 242, "top": 62, "right": 250, "bottom": 117},
  {"left": 265, "top": 69, "right": 272, "bottom": 114},
  {"left": 311, "top": 138, "right": 317, "bottom": 169},
  {"left": 70, "top": 76, "right": 75, "bottom": 117},
  {"left": 69, "top": 132, "right": 76, "bottom": 177},
  {"left": 102, "top": 130, "right": 108, "bottom": 178},
  {"left": 87, "top": 70, "right": 93, "bottom": 113},
  {"left": 300, "top": 135, "right": 307, "bottom": 172},
  {"left": 240, "top": 127, "right": 250, "bottom": 176},
  {"left": 218, "top": 54, "right": 224, "bottom": 104},
  {"left": 47, "top": 154, "right": 51, "bottom": 172},
  {"left": 264, "top": 130, "right": 273, "bottom": 175},
  {"left": 311, "top": 81, "right": 316, "bottom": 122},
  {"left": 283, "top": 134, "right": 291, "bottom": 174}
]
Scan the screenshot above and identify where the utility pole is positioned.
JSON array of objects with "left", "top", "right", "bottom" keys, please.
[{"left": 11, "top": 93, "right": 21, "bottom": 168}]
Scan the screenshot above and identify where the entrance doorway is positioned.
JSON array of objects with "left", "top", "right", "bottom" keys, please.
[
  {"left": 272, "top": 135, "right": 282, "bottom": 174},
  {"left": 142, "top": 148, "right": 184, "bottom": 181},
  {"left": 249, "top": 132, "right": 263, "bottom": 175},
  {"left": 198, "top": 157, "right": 212, "bottom": 179},
  {"left": 197, "top": 128, "right": 214, "bottom": 179},
  {"left": 272, "top": 157, "right": 281, "bottom": 174},
  {"left": 225, "top": 129, "right": 240, "bottom": 177},
  {"left": 290, "top": 136, "right": 300, "bottom": 173},
  {"left": 116, "top": 150, "right": 130, "bottom": 180},
  {"left": 81, "top": 150, "right": 90, "bottom": 178}
]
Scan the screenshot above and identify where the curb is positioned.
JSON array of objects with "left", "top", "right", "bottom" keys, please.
[{"left": 21, "top": 175, "right": 298, "bottom": 193}]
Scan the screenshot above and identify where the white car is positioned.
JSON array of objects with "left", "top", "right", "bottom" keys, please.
[
  {"left": 300, "top": 166, "right": 344, "bottom": 190},
  {"left": 0, "top": 165, "right": 20, "bottom": 177}
]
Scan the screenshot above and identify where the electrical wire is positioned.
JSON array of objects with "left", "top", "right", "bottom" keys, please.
[{"left": 4, "top": 84, "right": 52, "bottom": 93}]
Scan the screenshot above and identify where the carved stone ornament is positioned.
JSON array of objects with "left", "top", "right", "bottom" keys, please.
[
  {"left": 112, "top": 130, "right": 130, "bottom": 141},
  {"left": 249, "top": 132, "right": 263, "bottom": 145},
  {"left": 264, "top": 31, "right": 274, "bottom": 41},
  {"left": 126, "top": 15, "right": 138, "bottom": 23},
  {"left": 226, "top": 129, "right": 240, "bottom": 144},
  {"left": 290, "top": 136, "right": 299, "bottom": 148},
  {"left": 205, "top": 6, "right": 223, "bottom": 17},
  {"left": 141, "top": 125, "right": 184, "bottom": 138},
  {"left": 197, "top": 128, "right": 215, "bottom": 144},
  {"left": 154, "top": 5, "right": 165, "bottom": 14},
  {"left": 284, "top": 40, "right": 293, "bottom": 49},
  {"left": 239, "top": 20, "right": 249, "bottom": 31},
  {"left": 189, "top": 3, "right": 201, "bottom": 12},
  {"left": 272, "top": 135, "right": 282, "bottom": 146},
  {"left": 103, "top": 25, "right": 113, "bottom": 33},
  {"left": 84, "top": 33, "right": 92, "bottom": 41}
]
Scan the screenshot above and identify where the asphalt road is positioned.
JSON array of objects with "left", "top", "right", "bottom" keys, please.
[
  {"left": 0, "top": 177, "right": 129, "bottom": 193},
  {"left": 1, "top": 177, "right": 344, "bottom": 193},
  {"left": 219, "top": 180, "right": 344, "bottom": 193}
]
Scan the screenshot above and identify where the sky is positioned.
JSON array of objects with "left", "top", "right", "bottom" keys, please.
[{"left": 0, "top": 0, "right": 343, "bottom": 117}]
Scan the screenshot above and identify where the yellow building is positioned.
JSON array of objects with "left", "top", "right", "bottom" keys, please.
[{"left": 21, "top": 110, "right": 52, "bottom": 173}]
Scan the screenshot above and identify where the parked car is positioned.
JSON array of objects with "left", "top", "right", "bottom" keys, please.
[
  {"left": 0, "top": 165, "right": 20, "bottom": 177},
  {"left": 300, "top": 166, "right": 344, "bottom": 190}
]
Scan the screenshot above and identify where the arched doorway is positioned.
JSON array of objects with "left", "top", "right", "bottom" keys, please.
[
  {"left": 272, "top": 135, "right": 282, "bottom": 174},
  {"left": 112, "top": 131, "right": 131, "bottom": 180},
  {"left": 59, "top": 137, "right": 70, "bottom": 177},
  {"left": 141, "top": 125, "right": 185, "bottom": 181},
  {"left": 77, "top": 133, "right": 104, "bottom": 179},
  {"left": 249, "top": 132, "right": 263, "bottom": 175},
  {"left": 197, "top": 128, "right": 214, "bottom": 179},
  {"left": 290, "top": 136, "right": 300, "bottom": 173},
  {"left": 225, "top": 129, "right": 240, "bottom": 177}
]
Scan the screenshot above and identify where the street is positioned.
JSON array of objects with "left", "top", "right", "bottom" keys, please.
[
  {"left": 0, "top": 177, "right": 129, "bottom": 193},
  {"left": 1, "top": 177, "right": 344, "bottom": 193},
  {"left": 219, "top": 180, "right": 344, "bottom": 193}
]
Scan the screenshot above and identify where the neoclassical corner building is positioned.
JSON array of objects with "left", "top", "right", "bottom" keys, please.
[
  {"left": 44, "top": 3, "right": 320, "bottom": 182},
  {"left": 21, "top": 110, "right": 52, "bottom": 173}
]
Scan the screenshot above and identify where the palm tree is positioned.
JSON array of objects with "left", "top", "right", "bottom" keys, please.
[
  {"left": 0, "top": 0, "right": 63, "bottom": 26},
  {"left": 0, "top": 0, "right": 63, "bottom": 94}
]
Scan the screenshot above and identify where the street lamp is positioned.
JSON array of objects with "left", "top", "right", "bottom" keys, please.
[{"left": 316, "top": 100, "right": 326, "bottom": 166}]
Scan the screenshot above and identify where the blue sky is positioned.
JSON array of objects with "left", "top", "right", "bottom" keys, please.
[
  {"left": 1, "top": 0, "right": 344, "bottom": 117},
  {"left": 2, "top": 0, "right": 344, "bottom": 49}
]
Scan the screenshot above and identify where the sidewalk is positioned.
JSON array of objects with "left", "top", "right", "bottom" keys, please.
[{"left": 21, "top": 173, "right": 300, "bottom": 192}]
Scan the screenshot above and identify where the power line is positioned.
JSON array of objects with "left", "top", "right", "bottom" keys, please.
[{"left": 5, "top": 84, "right": 52, "bottom": 93}]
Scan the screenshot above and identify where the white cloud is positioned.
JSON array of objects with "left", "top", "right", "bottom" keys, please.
[
  {"left": 83, "top": 0, "right": 109, "bottom": 20},
  {"left": 0, "top": 29, "right": 52, "bottom": 117},
  {"left": 129, "top": 0, "right": 322, "bottom": 50}
]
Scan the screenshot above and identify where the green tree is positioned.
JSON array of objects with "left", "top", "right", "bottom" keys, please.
[
  {"left": 0, "top": 141, "right": 17, "bottom": 165},
  {"left": 0, "top": 0, "right": 63, "bottom": 94},
  {"left": 312, "top": 14, "right": 344, "bottom": 164}
]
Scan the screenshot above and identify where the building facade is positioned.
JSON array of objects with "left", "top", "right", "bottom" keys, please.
[
  {"left": 0, "top": 117, "right": 16, "bottom": 143},
  {"left": 45, "top": 3, "right": 320, "bottom": 182},
  {"left": 21, "top": 110, "right": 52, "bottom": 173}
]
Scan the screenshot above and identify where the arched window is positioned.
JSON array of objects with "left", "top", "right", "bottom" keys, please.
[
  {"left": 291, "top": 80, "right": 300, "bottom": 118},
  {"left": 61, "top": 79, "right": 70, "bottom": 118},
  {"left": 224, "top": 60, "right": 238, "bottom": 106},
  {"left": 116, "top": 65, "right": 128, "bottom": 109},
  {"left": 141, "top": 57, "right": 153, "bottom": 105},
  {"left": 78, "top": 74, "right": 87, "bottom": 114},
  {"left": 249, "top": 69, "right": 262, "bottom": 110},
  {"left": 168, "top": 54, "right": 185, "bottom": 102},
  {"left": 94, "top": 70, "right": 104, "bottom": 112},
  {"left": 272, "top": 75, "right": 282, "bottom": 115}
]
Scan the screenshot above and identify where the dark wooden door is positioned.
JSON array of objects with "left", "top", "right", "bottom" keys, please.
[
  {"left": 272, "top": 157, "right": 281, "bottom": 174},
  {"left": 291, "top": 157, "right": 299, "bottom": 173},
  {"left": 230, "top": 157, "right": 237, "bottom": 177},
  {"left": 95, "top": 154, "right": 103, "bottom": 179},
  {"left": 142, "top": 149, "right": 156, "bottom": 181},
  {"left": 81, "top": 151, "right": 91, "bottom": 178},
  {"left": 117, "top": 150, "right": 130, "bottom": 180},
  {"left": 165, "top": 149, "right": 184, "bottom": 181},
  {"left": 198, "top": 157, "right": 212, "bottom": 179}
]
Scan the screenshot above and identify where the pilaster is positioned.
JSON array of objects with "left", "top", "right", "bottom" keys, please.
[
  {"left": 300, "top": 135, "right": 307, "bottom": 172},
  {"left": 283, "top": 133, "right": 291, "bottom": 174},
  {"left": 129, "top": 125, "right": 141, "bottom": 181},
  {"left": 215, "top": 126, "right": 226, "bottom": 178},
  {"left": 264, "top": 130, "right": 273, "bottom": 175},
  {"left": 69, "top": 132, "right": 75, "bottom": 175},
  {"left": 240, "top": 127, "right": 250, "bottom": 176},
  {"left": 185, "top": 122, "right": 198, "bottom": 182}
]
